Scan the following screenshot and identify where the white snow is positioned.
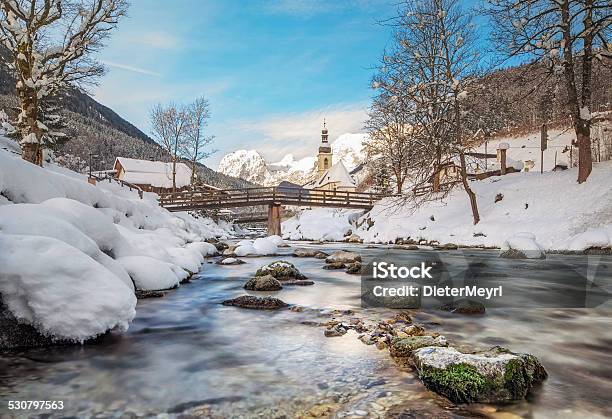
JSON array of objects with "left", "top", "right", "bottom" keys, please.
[
  {"left": 283, "top": 208, "right": 358, "bottom": 241},
  {"left": 0, "top": 138, "right": 232, "bottom": 342},
  {"left": 283, "top": 161, "right": 612, "bottom": 251},
  {"left": 501, "top": 232, "right": 545, "bottom": 259},
  {"left": 0, "top": 234, "right": 136, "bottom": 342},
  {"left": 234, "top": 236, "right": 280, "bottom": 256},
  {"left": 115, "top": 157, "right": 193, "bottom": 189}
]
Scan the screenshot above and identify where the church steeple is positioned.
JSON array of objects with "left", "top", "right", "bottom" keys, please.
[{"left": 317, "top": 119, "right": 332, "bottom": 175}]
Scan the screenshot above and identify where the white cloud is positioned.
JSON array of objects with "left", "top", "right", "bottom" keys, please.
[{"left": 237, "top": 102, "right": 369, "bottom": 162}]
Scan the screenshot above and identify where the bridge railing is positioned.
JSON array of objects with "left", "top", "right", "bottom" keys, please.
[{"left": 159, "top": 186, "right": 391, "bottom": 211}]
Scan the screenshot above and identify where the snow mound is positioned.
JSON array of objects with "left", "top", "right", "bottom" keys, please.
[
  {"left": 117, "top": 256, "right": 181, "bottom": 291},
  {"left": 501, "top": 232, "right": 545, "bottom": 259},
  {"left": 565, "top": 229, "right": 611, "bottom": 251},
  {"left": 0, "top": 234, "right": 136, "bottom": 342},
  {"left": 253, "top": 237, "right": 278, "bottom": 255},
  {"left": 282, "top": 208, "right": 356, "bottom": 241},
  {"left": 235, "top": 236, "right": 280, "bottom": 256}
]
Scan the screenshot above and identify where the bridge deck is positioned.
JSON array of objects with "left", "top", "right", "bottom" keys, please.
[{"left": 159, "top": 186, "right": 389, "bottom": 212}]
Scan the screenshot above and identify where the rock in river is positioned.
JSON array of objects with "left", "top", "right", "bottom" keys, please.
[
  {"left": 389, "top": 335, "right": 448, "bottom": 358},
  {"left": 439, "top": 299, "right": 486, "bottom": 315},
  {"left": 292, "top": 248, "right": 329, "bottom": 258},
  {"left": 222, "top": 295, "right": 288, "bottom": 310},
  {"left": 325, "top": 250, "right": 362, "bottom": 264},
  {"left": 255, "top": 260, "right": 307, "bottom": 280},
  {"left": 323, "top": 262, "right": 346, "bottom": 270},
  {"left": 243, "top": 274, "right": 283, "bottom": 291},
  {"left": 412, "top": 346, "right": 547, "bottom": 403},
  {"left": 216, "top": 257, "right": 246, "bottom": 265}
]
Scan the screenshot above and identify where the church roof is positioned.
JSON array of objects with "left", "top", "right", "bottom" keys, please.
[{"left": 313, "top": 160, "right": 356, "bottom": 189}]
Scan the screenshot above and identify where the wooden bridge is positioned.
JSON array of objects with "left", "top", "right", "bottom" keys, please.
[{"left": 159, "top": 186, "right": 389, "bottom": 235}]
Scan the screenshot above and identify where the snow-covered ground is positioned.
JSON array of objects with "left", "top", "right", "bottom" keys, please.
[
  {"left": 283, "top": 161, "right": 612, "bottom": 251},
  {"left": 0, "top": 137, "right": 232, "bottom": 343}
]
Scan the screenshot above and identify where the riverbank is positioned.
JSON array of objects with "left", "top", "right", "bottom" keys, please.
[
  {"left": 282, "top": 161, "right": 612, "bottom": 253},
  {"left": 2, "top": 242, "right": 610, "bottom": 418}
]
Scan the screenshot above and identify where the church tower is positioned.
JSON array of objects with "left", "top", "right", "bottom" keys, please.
[{"left": 317, "top": 119, "right": 332, "bottom": 176}]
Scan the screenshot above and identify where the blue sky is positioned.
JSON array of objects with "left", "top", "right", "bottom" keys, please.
[{"left": 94, "top": 0, "right": 398, "bottom": 168}]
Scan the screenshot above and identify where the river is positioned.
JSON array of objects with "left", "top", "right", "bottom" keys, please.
[{"left": 0, "top": 242, "right": 611, "bottom": 418}]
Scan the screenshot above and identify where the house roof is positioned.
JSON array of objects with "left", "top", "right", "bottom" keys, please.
[
  {"left": 114, "top": 157, "right": 192, "bottom": 188},
  {"left": 312, "top": 161, "right": 356, "bottom": 189}
]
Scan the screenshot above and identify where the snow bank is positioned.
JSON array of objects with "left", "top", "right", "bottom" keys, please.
[
  {"left": 282, "top": 208, "right": 358, "bottom": 241},
  {"left": 0, "top": 234, "right": 136, "bottom": 342},
  {"left": 0, "top": 140, "right": 231, "bottom": 342},
  {"left": 282, "top": 162, "right": 612, "bottom": 251}
]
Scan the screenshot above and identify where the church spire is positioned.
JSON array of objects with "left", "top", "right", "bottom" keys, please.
[{"left": 321, "top": 118, "right": 329, "bottom": 144}]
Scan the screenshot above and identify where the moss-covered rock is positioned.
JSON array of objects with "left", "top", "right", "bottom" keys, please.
[
  {"left": 221, "top": 295, "right": 288, "bottom": 310},
  {"left": 412, "top": 346, "right": 547, "bottom": 404},
  {"left": 389, "top": 335, "right": 448, "bottom": 358},
  {"left": 255, "top": 261, "right": 307, "bottom": 280}
]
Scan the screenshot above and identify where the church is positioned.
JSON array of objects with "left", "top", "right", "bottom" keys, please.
[{"left": 304, "top": 121, "right": 357, "bottom": 192}]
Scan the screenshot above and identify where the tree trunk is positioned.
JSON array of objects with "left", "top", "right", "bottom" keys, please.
[
  {"left": 20, "top": 91, "right": 43, "bottom": 166},
  {"left": 576, "top": 123, "right": 592, "bottom": 183},
  {"left": 172, "top": 157, "right": 177, "bottom": 193},
  {"left": 459, "top": 152, "right": 480, "bottom": 225},
  {"left": 559, "top": 0, "right": 592, "bottom": 183}
]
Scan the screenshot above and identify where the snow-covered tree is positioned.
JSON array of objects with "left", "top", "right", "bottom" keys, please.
[
  {"left": 484, "top": 0, "right": 612, "bottom": 183},
  {"left": 182, "top": 96, "right": 215, "bottom": 185},
  {"left": 150, "top": 102, "right": 189, "bottom": 192},
  {"left": 0, "top": 0, "right": 127, "bottom": 165}
]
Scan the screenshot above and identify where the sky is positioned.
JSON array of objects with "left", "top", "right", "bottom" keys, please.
[{"left": 93, "top": 0, "right": 398, "bottom": 169}]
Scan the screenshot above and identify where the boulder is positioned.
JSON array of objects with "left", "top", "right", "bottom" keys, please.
[
  {"left": 390, "top": 335, "right": 448, "bottom": 358},
  {"left": 440, "top": 299, "right": 485, "bottom": 315},
  {"left": 292, "top": 248, "right": 329, "bottom": 258},
  {"left": 255, "top": 260, "right": 307, "bottom": 280},
  {"left": 243, "top": 274, "right": 283, "bottom": 291},
  {"left": 214, "top": 241, "right": 229, "bottom": 252},
  {"left": 346, "top": 234, "right": 362, "bottom": 243},
  {"left": 437, "top": 243, "right": 458, "bottom": 250},
  {"left": 345, "top": 262, "right": 363, "bottom": 274},
  {"left": 324, "top": 324, "right": 348, "bottom": 337},
  {"left": 0, "top": 304, "right": 58, "bottom": 350},
  {"left": 392, "top": 244, "right": 419, "bottom": 250},
  {"left": 221, "top": 295, "right": 288, "bottom": 310},
  {"left": 412, "top": 346, "right": 547, "bottom": 403},
  {"left": 326, "top": 250, "right": 362, "bottom": 264},
  {"left": 323, "top": 262, "right": 346, "bottom": 270},
  {"left": 216, "top": 257, "right": 246, "bottom": 265},
  {"left": 135, "top": 289, "right": 166, "bottom": 299}
]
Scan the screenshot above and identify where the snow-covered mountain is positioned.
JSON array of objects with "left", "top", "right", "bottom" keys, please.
[{"left": 217, "top": 133, "right": 368, "bottom": 186}]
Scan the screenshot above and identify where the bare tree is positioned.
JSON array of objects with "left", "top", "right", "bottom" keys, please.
[
  {"left": 0, "top": 0, "right": 127, "bottom": 165},
  {"left": 484, "top": 0, "right": 611, "bottom": 183},
  {"left": 183, "top": 96, "right": 215, "bottom": 185},
  {"left": 373, "top": 0, "right": 483, "bottom": 224},
  {"left": 150, "top": 103, "right": 188, "bottom": 192},
  {"left": 365, "top": 94, "right": 419, "bottom": 194}
]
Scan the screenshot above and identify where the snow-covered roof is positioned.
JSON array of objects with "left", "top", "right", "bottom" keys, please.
[
  {"left": 114, "top": 157, "right": 192, "bottom": 188},
  {"left": 312, "top": 161, "right": 356, "bottom": 189}
]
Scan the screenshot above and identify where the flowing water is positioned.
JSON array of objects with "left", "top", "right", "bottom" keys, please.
[{"left": 0, "top": 242, "right": 611, "bottom": 418}]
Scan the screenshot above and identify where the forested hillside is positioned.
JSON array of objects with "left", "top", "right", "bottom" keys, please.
[{"left": 0, "top": 47, "right": 252, "bottom": 189}]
